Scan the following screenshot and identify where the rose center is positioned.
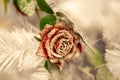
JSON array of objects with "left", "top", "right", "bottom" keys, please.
[{"left": 55, "top": 39, "right": 71, "bottom": 55}]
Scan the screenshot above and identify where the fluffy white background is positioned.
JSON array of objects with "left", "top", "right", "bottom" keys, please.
[
  {"left": 53, "top": 0, "right": 120, "bottom": 79},
  {"left": 0, "top": 0, "right": 120, "bottom": 80}
]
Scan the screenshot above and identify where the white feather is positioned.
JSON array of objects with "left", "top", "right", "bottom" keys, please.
[
  {"left": 51, "top": 0, "right": 120, "bottom": 79},
  {"left": 0, "top": 27, "right": 48, "bottom": 80},
  {"left": 1, "top": 0, "right": 120, "bottom": 79},
  {"left": 99, "top": 1, "right": 120, "bottom": 79}
]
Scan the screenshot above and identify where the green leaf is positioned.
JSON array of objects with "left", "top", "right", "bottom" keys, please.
[
  {"left": 26, "top": 0, "right": 31, "bottom": 3},
  {"left": 40, "top": 14, "right": 56, "bottom": 30},
  {"left": 37, "top": 0, "right": 54, "bottom": 14},
  {"left": 44, "top": 60, "right": 51, "bottom": 73},
  {"left": 85, "top": 47, "right": 104, "bottom": 67},
  {"left": 14, "top": 0, "right": 35, "bottom": 16},
  {"left": 34, "top": 36, "right": 41, "bottom": 42},
  {"left": 44, "top": 60, "right": 59, "bottom": 73},
  {"left": 13, "top": 0, "right": 18, "bottom": 9},
  {"left": 76, "top": 31, "right": 104, "bottom": 67},
  {"left": 4, "top": 0, "right": 9, "bottom": 13},
  {"left": 96, "top": 65, "right": 116, "bottom": 80},
  {"left": 56, "top": 12, "right": 64, "bottom": 17}
]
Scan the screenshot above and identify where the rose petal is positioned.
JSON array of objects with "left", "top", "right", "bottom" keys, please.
[
  {"left": 40, "top": 24, "right": 53, "bottom": 39},
  {"left": 37, "top": 22, "right": 82, "bottom": 67},
  {"left": 77, "top": 43, "right": 82, "bottom": 53},
  {"left": 50, "top": 33, "right": 70, "bottom": 58},
  {"left": 64, "top": 46, "right": 76, "bottom": 60},
  {"left": 44, "top": 28, "right": 59, "bottom": 58},
  {"left": 49, "top": 58, "right": 58, "bottom": 63},
  {"left": 58, "top": 30, "right": 73, "bottom": 38},
  {"left": 40, "top": 35, "right": 50, "bottom": 59},
  {"left": 55, "top": 38, "right": 71, "bottom": 55},
  {"left": 55, "top": 38, "right": 68, "bottom": 54},
  {"left": 47, "top": 28, "right": 59, "bottom": 38},
  {"left": 36, "top": 43, "right": 44, "bottom": 56},
  {"left": 54, "top": 22, "right": 64, "bottom": 27}
]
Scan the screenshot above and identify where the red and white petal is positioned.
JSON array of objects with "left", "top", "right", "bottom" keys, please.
[
  {"left": 42, "top": 27, "right": 59, "bottom": 57},
  {"left": 58, "top": 59, "right": 64, "bottom": 65},
  {"left": 55, "top": 39, "right": 71, "bottom": 55},
  {"left": 47, "top": 28, "right": 59, "bottom": 38},
  {"left": 40, "top": 24, "right": 52, "bottom": 39},
  {"left": 45, "top": 39, "right": 53, "bottom": 58},
  {"left": 64, "top": 46, "right": 77, "bottom": 60},
  {"left": 54, "top": 22, "right": 64, "bottom": 27},
  {"left": 49, "top": 58, "right": 59, "bottom": 63},
  {"left": 50, "top": 33, "right": 68, "bottom": 58},
  {"left": 37, "top": 22, "right": 82, "bottom": 67},
  {"left": 77, "top": 43, "right": 82, "bottom": 53},
  {"left": 36, "top": 43, "right": 45, "bottom": 57},
  {"left": 58, "top": 30, "right": 73, "bottom": 39}
]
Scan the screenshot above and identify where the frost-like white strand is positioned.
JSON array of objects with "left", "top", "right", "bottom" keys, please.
[
  {"left": 102, "top": 1, "right": 120, "bottom": 80},
  {"left": 0, "top": 28, "right": 48, "bottom": 80}
]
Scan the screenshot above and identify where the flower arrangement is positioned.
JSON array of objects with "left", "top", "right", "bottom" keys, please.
[
  {"left": 36, "top": 22, "right": 82, "bottom": 68},
  {"left": 3, "top": 0, "right": 117, "bottom": 80}
]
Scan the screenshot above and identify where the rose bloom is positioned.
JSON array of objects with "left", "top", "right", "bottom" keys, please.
[{"left": 36, "top": 22, "right": 82, "bottom": 66}]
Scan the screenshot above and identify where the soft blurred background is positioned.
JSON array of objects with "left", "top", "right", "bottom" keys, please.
[{"left": 0, "top": 0, "right": 120, "bottom": 80}]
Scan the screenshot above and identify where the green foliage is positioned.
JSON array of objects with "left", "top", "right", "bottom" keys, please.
[
  {"left": 5, "top": 0, "right": 54, "bottom": 15},
  {"left": 44, "top": 60, "right": 59, "bottom": 73},
  {"left": 26, "top": 0, "right": 31, "bottom": 3},
  {"left": 44, "top": 60, "right": 51, "bottom": 73},
  {"left": 34, "top": 36, "right": 41, "bottom": 42},
  {"left": 86, "top": 47, "right": 104, "bottom": 67},
  {"left": 37, "top": 0, "right": 54, "bottom": 14},
  {"left": 4, "top": 0, "right": 9, "bottom": 13},
  {"left": 96, "top": 65, "right": 116, "bottom": 80},
  {"left": 40, "top": 14, "right": 56, "bottom": 30},
  {"left": 13, "top": 0, "right": 35, "bottom": 16}
]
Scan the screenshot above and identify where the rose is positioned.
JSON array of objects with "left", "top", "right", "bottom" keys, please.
[{"left": 36, "top": 22, "right": 82, "bottom": 66}]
